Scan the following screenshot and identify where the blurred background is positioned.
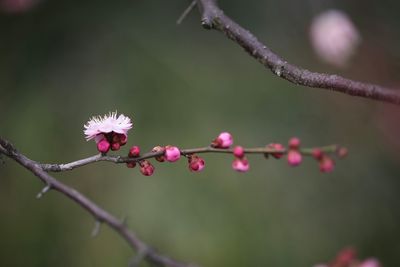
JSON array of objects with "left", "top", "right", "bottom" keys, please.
[{"left": 1, "top": 0, "right": 400, "bottom": 266}]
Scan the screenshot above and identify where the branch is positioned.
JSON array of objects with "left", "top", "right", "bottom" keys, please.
[
  {"left": 0, "top": 137, "right": 194, "bottom": 267},
  {"left": 196, "top": 0, "right": 400, "bottom": 105},
  {"left": 40, "top": 145, "right": 338, "bottom": 172}
]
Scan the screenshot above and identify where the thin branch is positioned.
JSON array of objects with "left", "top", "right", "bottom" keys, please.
[
  {"left": 40, "top": 145, "right": 339, "bottom": 172},
  {"left": 177, "top": 0, "right": 197, "bottom": 25},
  {"left": 195, "top": 0, "right": 400, "bottom": 105},
  {"left": 0, "top": 137, "right": 194, "bottom": 267}
]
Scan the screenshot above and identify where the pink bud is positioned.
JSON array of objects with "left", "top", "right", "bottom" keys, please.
[
  {"left": 312, "top": 148, "right": 323, "bottom": 160},
  {"left": 118, "top": 134, "right": 127, "bottom": 145},
  {"left": 164, "top": 146, "right": 181, "bottom": 162},
  {"left": 267, "top": 143, "right": 285, "bottom": 159},
  {"left": 212, "top": 132, "right": 233, "bottom": 148},
  {"left": 287, "top": 150, "right": 302, "bottom": 166},
  {"left": 188, "top": 155, "right": 205, "bottom": 172},
  {"left": 359, "top": 258, "right": 381, "bottom": 267},
  {"left": 140, "top": 160, "right": 154, "bottom": 176},
  {"left": 97, "top": 139, "right": 110, "bottom": 153},
  {"left": 152, "top": 146, "right": 165, "bottom": 162},
  {"left": 319, "top": 156, "right": 335, "bottom": 173},
  {"left": 128, "top": 146, "right": 140, "bottom": 157},
  {"left": 111, "top": 142, "right": 120, "bottom": 151},
  {"left": 289, "top": 137, "right": 301, "bottom": 149},
  {"left": 335, "top": 247, "right": 356, "bottom": 266},
  {"left": 126, "top": 161, "right": 137, "bottom": 168},
  {"left": 232, "top": 158, "right": 250, "bottom": 172},
  {"left": 233, "top": 146, "right": 245, "bottom": 158},
  {"left": 337, "top": 146, "right": 348, "bottom": 158}
]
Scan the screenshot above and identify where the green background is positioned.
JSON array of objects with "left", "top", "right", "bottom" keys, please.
[{"left": 1, "top": 0, "right": 400, "bottom": 266}]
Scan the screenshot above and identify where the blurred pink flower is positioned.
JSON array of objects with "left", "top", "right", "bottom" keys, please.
[
  {"left": 84, "top": 112, "right": 132, "bottom": 142},
  {"left": 0, "top": 0, "right": 41, "bottom": 13},
  {"left": 310, "top": 9, "right": 361, "bottom": 67},
  {"left": 359, "top": 258, "right": 381, "bottom": 267}
]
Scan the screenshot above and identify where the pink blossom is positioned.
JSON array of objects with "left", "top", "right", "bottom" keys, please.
[
  {"left": 310, "top": 10, "right": 361, "bottom": 67},
  {"left": 164, "top": 146, "right": 181, "bottom": 162},
  {"left": 287, "top": 150, "right": 302, "bottom": 166},
  {"left": 233, "top": 146, "right": 245, "bottom": 158},
  {"left": 97, "top": 139, "right": 110, "bottom": 154},
  {"left": 188, "top": 155, "right": 205, "bottom": 172},
  {"left": 232, "top": 158, "right": 250, "bottom": 172},
  {"left": 84, "top": 112, "right": 132, "bottom": 142}
]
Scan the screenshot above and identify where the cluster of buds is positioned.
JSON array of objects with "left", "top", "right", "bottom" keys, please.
[
  {"left": 84, "top": 113, "right": 347, "bottom": 176},
  {"left": 96, "top": 132, "right": 127, "bottom": 153},
  {"left": 314, "top": 247, "right": 381, "bottom": 267}
]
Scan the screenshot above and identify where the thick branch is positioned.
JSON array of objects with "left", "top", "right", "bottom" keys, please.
[
  {"left": 0, "top": 138, "right": 193, "bottom": 267},
  {"left": 196, "top": 0, "right": 400, "bottom": 105}
]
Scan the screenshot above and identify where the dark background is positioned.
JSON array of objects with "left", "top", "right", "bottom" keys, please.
[{"left": 1, "top": 0, "right": 400, "bottom": 266}]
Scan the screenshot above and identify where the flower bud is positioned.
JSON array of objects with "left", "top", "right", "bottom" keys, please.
[
  {"left": 164, "top": 146, "right": 181, "bottom": 162},
  {"left": 289, "top": 137, "right": 301, "bottom": 149},
  {"left": 287, "top": 150, "right": 302, "bottom": 166},
  {"left": 152, "top": 146, "right": 165, "bottom": 162},
  {"left": 111, "top": 142, "right": 120, "bottom": 151},
  {"left": 118, "top": 134, "right": 127, "bottom": 145},
  {"left": 211, "top": 132, "right": 233, "bottom": 148},
  {"left": 126, "top": 161, "right": 137, "bottom": 168},
  {"left": 188, "top": 155, "right": 205, "bottom": 172},
  {"left": 267, "top": 143, "right": 285, "bottom": 159},
  {"left": 232, "top": 158, "right": 250, "bottom": 172},
  {"left": 128, "top": 146, "right": 140, "bottom": 158},
  {"left": 337, "top": 146, "right": 348, "bottom": 158},
  {"left": 319, "top": 156, "right": 335, "bottom": 173},
  {"left": 233, "top": 146, "right": 245, "bottom": 158},
  {"left": 140, "top": 160, "right": 154, "bottom": 176},
  {"left": 97, "top": 139, "right": 110, "bottom": 153},
  {"left": 312, "top": 148, "right": 323, "bottom": 160}
]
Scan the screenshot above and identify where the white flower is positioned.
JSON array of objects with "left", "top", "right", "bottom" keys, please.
[
  {"left": 84, "top": 112, "right": 132, "bottom": 141},
  {"left": 310, "top": 9, "right": 361, "bottom": 67}
]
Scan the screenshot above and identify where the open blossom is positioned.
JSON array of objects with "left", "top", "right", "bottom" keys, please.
[
  {"left": 84, "top": 112, "right": 132, "bottom": 141},
  {"left": 310, "top": 9, "right": 361, "bottom": 67}
]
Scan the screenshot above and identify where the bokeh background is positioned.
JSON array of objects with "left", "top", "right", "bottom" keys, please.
[{"left": 1, "top": 0, "right": 400, "bottom": 266}]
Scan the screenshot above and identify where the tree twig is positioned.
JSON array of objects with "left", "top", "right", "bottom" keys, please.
[
  {"left": 195, "top": 0, "right": 400, "bottom": 105},
  {"left": 0, "top": 137, "right": 193, "bottom": 267},
  {"left": 39, "top": 145, "right": 338, "bottom": 172}
]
